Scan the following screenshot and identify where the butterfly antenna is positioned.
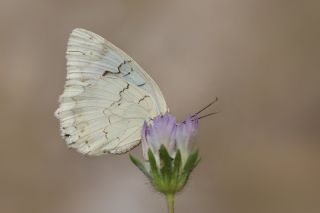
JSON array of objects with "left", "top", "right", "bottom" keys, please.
[
  {"left": 198, "top": 112, "right": 219, "bottom": 120},
  {"left": 195, "top": 97, "right": 218, "bottom": 115}
]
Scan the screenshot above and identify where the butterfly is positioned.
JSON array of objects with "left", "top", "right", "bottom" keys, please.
[{"left": 55, "top": 28, "right": 168, "bottom": 155}]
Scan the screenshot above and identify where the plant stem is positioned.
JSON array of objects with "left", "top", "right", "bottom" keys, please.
[{"left": 166, "top": 193, "right": 175, "bottom": 213}]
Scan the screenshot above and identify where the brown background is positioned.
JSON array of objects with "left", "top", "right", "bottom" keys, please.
[{"left": 0, "top": 0, "right": 319, "bottom": 213}]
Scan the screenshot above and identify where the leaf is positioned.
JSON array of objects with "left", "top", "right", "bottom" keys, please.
[{"left": 129, "top": 154, "right": 151, "bottom": 180}]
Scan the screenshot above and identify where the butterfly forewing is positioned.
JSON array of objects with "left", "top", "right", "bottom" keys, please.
[{"left": 65, "top": 28, "right": 167, "bottom": 114}]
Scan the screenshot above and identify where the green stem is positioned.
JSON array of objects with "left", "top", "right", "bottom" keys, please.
[{"left": 166, "top": 193, "right": 175, "bottom": 213}]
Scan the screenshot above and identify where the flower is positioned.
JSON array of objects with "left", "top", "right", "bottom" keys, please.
[
  {"left": 141, "top": 113, "right": 177, "bottom": 163},
  {"left": 141, "top": 112, "right": 198, "bottom": 168},
  {"left": 130, "top": 112, "right": 200, "bottom": 195},
  {"left": 174, "top": 114, "right": 198, "bottom": 166}
]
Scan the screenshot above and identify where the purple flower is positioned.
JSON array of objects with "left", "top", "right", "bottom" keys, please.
[
  {"left": 175, "top": 114, "right": 198, "bottom": 164},
  {"left": 142, "top": 112, "right": 198, "bottom": 167},
  {"left": 130, "top": 112, "right": 201, "bottom": 198}
]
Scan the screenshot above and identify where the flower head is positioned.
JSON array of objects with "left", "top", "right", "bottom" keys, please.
[
  {"left": 130, "top": 112, "right": 200, "bottom": 195},
  {"left": 174, "top": 114, "right": 198, "bottom": 165},
  {"left": 142, "top": 112, "right": 198, "bottom": 167}
]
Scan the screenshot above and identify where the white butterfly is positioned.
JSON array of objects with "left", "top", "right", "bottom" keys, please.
[{"left": 55, "top": 28, "right": 168, "bottom": 155}]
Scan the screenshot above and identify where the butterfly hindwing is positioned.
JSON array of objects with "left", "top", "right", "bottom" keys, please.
[{"left": 55, "top": 75, "right": 158, "bottom": 155}]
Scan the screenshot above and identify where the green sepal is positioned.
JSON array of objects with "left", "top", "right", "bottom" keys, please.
[
  {"left": 177, "top": 149, "right": 200, "bottom": 191},
  {"left": 129, "top": 154, "right": 151, "bottom": 180},
  {"left": 173, "top": 150, "right": 181, "bottom": 177},
  {"left": 171, "top": 150, "right": 182, "bottom": 192},
  {"left": 148, "top": 149, "right": 159, "bottom": 178},
  {"left": 130, "top": 147, "right": 200, "bottom": 195},
  {"left": 159, "top": 145, "right": 173, "bottom": 178},
  {"left": 182, "top": 149, "right": 199, "bottom": 175}
]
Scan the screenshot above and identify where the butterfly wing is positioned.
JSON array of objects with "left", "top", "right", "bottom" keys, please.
[
  {"left": 55, "top": 28, "right": 168, "bottom": 155},
  {"left": 56, "top": 75, "right": 159, "bottom": 155},
  {"left": 65, "top": 28, "right": 167, "bottom": 114}
]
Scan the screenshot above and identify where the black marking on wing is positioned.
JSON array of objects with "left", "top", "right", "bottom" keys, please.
[
  {"left": 102, "top": 70, "right": 111, "bottom": 76},
  {"left": 117, "top": 60, "right": 132, "bottom": 72},
  {"left": 110, "top": 83, "right": 130, "bottom": 107},
  {"left": 138, "top": 95, "right": 150, "bottom": 104},
  {"left": 103, "top": 70, "right": 119, "bottom": 76},
  {"left": 123, "top": 72, "right": 131, "bottom": 77},
  {"left": 103, "top": 60, "right": 133, "bottom": 77},
  {"left": 67, "top": 50, "right": 86, "bottom": 55},
  {"left": 119, "top": 83, "right": 130, "bottom": 96},
  {"left": 137, "top": 82, "right": 146, "bottom": 87}
]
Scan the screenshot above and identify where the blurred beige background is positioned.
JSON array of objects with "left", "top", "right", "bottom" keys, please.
[{"left": 0, "top": 0, "right": 319, "bottom": 213}]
